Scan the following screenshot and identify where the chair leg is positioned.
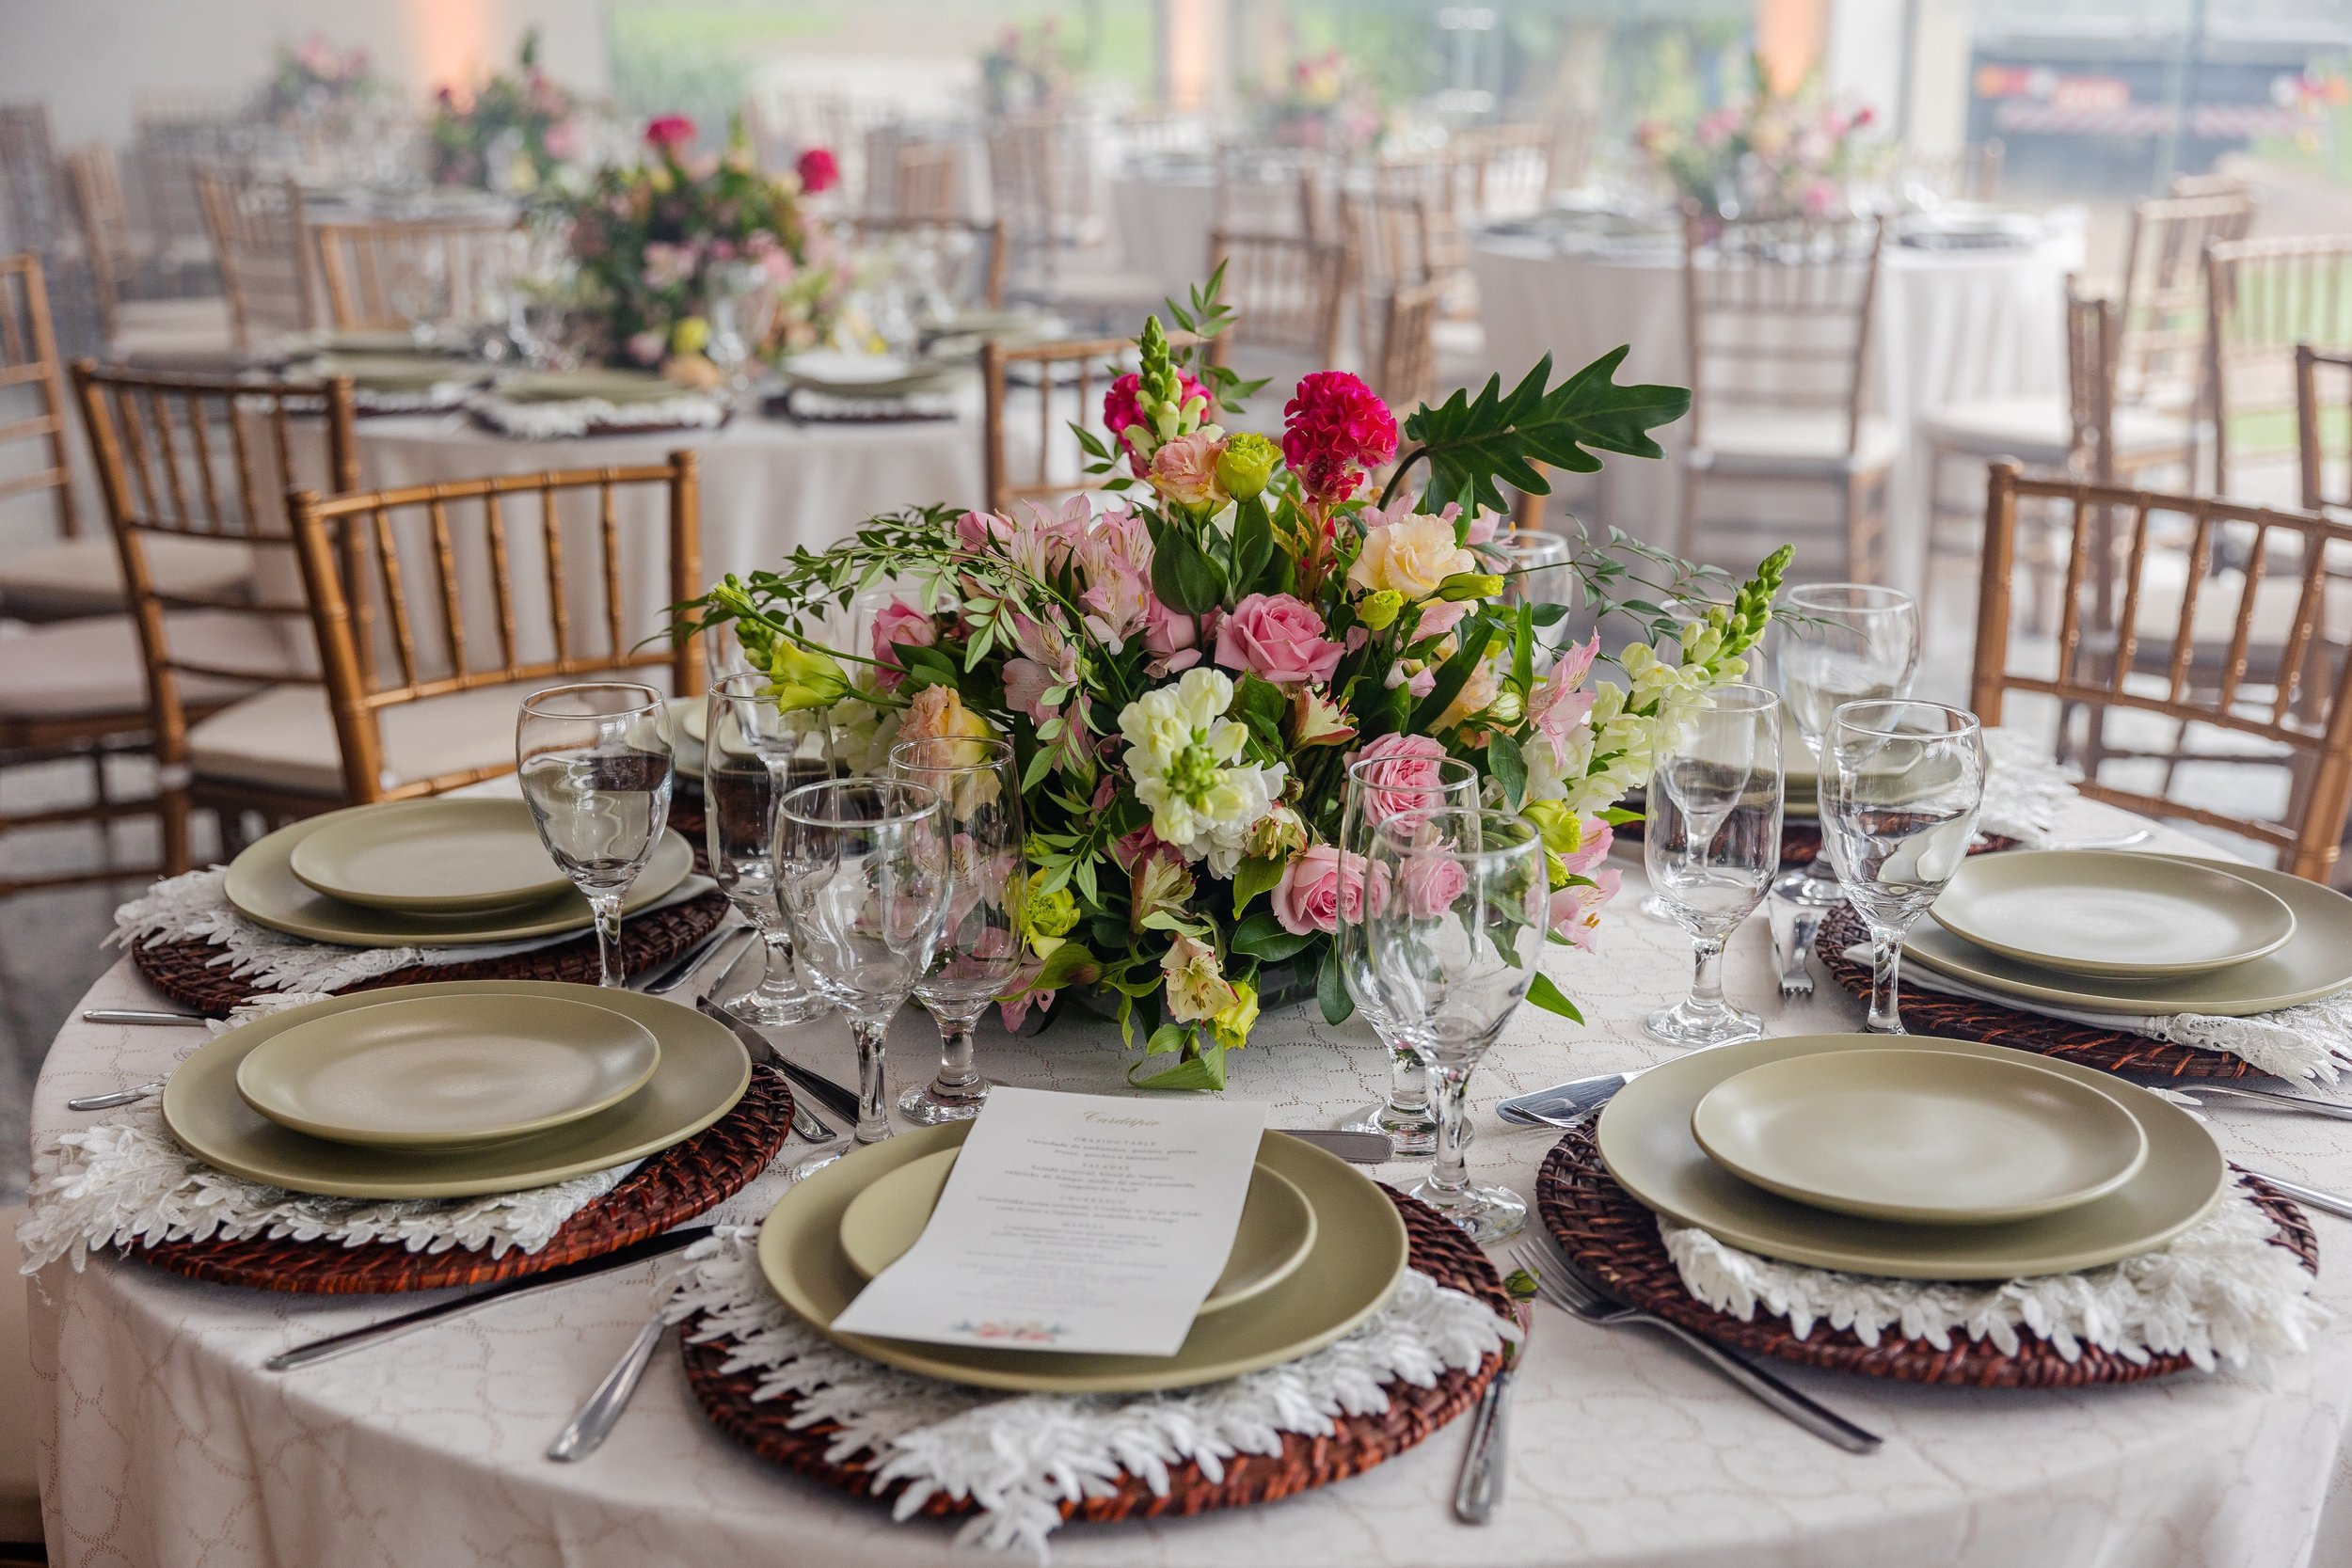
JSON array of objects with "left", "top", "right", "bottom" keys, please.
[{"left": 160, "top": 783, "right": 192, "bottom": 877}]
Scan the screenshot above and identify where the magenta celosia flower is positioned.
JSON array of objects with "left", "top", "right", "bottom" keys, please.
[
  {"left": 644, "top": 114, "right": 696, "bottom": 150},
  {"left": 1103, "top": 370, "right": 1212, "bottom": 474},
  {"left": 796, "top": 147, "right": 839, "bottom": 195},
  {"left": 1281, "top": 372, "right": 1398, "bottom": 505}
]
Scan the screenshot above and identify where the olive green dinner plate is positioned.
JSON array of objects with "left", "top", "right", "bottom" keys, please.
[
  {"left": 234, "top": 992, "right": 661, "bottom": 1149},
  {"left": 164, "top": 981, "right": 745, "bottom": 1198},
  {"left": 758, "top": 1122, "right": 1408, "bottom": 1393},
  {"left": 1690, "top": 1048, "right": 2147, "bottom": 1226},
  {"left": 1597, "top": 1033, "right": 2225, "bottom": 1279},
  {"left": 1931, "top": 849, "right": 2296, "bottom": 978},
  {"left": 308, "top": 328, "right": 450, "bottom": 356},
  {"left": 286, "top": 798, "right": 575, "bottom": 913},
  {"left": 776, "top": 350, "right": 965, "bottom": 399},
  {"left": 224, "top": 804, "right": 692, "bottom": 947},
  {"left": 1903, "top": 855, "right": 2352, "bottom": 1017},
  {"left": 495, "top": 369, "right": 686, "bottom": 405},
  {"left": 838, "top": 1148, "right": 1318, "bottom": 1318},
  {"left": 312, "top": 353, "right": 477, "bottom": 391}
]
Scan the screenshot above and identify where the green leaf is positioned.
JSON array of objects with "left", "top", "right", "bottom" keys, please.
[
  {"left": 1231, "top": 854, "right": 1287, "bottom": 918},
  {"left": 1526, "top": 972, "right": 1586, "bottom": 1024},
  {"left": 1009, "top": 942, "right": 1101, "bottom": 995},
  {"left": 1598, "top": 805, "right": 1645, "bottom": 826},
  {"left": 1233, "top": 673, "right": 1288, "bottom": 750},
  {"left": 1142, "top": 1022, "right": 1191, "bottom": 1056},
  {"left": 1410, "top": 620, "right": 1493, "bottom": 732},
  {"left": 1399, "top": 348, "right": 1692, "bottom": 518},
  {"left": 1151, "top": 522, "right": 1224, "bottom": 615},
  {"left": 1232, "top": 497, "right": 1275, "bottom": 593},
  {"left": 1488, "top": 731, "right": 1528, "bottom": 810},
  {"left": 1129, "top": 1037, "right": 1227, "bottom": 1091},
  {"left": 1318, "top": 938, "right": 1353, "bottom": 1024},
  {"left": 1232, "top": 910, "right": 1315, "bottom": 962}
]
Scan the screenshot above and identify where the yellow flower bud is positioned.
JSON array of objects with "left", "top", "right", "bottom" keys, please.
[{"left": 1357, "top": 589, "right": 1404, "bottom": 630}]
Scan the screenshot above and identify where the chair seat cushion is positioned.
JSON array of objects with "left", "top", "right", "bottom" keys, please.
[
  {"left": 1690, "top": 409, "right": 1899, "bottom": 477},
  {"left": 116, "top": 297, "right": 232, "bottom": 333},
  {"left": 0, "top": 534, "right": 257, "bottom": 623},
  {"left": 1919, "top": 395, "right": 2193, "bottom": 464},
  {"left": 1, "top": 1205, "right": 42, "bottom": 1545},
  {"left": 187, "top": 678, "right": 545, "bottom": 798},
  {"left": 0, "top": 611, "right": 286, "bottom": 723}
]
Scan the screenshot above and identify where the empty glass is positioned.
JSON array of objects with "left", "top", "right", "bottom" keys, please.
[
  {"left": 890, "top": 736, "right": 1024, "bottom": 1124},
  {"left": 704, "top": 673, "right": 834, "bottom": 1027},
  {"left": 1363, "top": 807, "right": 1549, "bottom": 1243},
  {"left": 1484, "top": 526, "right": 1574, "bottom": 651},
  {"left": 1643, "top": 685, "right": 1785, "bottom": 1047},
  {"left": 516, "top": 683, "right": 675, "bottom": 989},
  {"left": 777, "top": 778, "right": 948, "bottom": 1172},
  {"left": 1819, "top": 700, "right": 1985, "bottom": 1035},
  {"left": 1335, "top": 751, "right": 1480, "bottom": 1157},
  {"left": 1773, "top": 584, "right": 1920, "bottom": 906}
]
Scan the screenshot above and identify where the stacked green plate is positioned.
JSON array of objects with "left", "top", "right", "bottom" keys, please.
[{"left": 495, "top": 369, "right": 686, "bottom": 405}]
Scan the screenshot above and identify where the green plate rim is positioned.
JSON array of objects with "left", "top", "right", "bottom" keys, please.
[
  {"left": 1931, "top": 849, "right": 2297, "bottom": 978},
  {"left": 285, "top": 798, "right": 577, "bottom": 914}
]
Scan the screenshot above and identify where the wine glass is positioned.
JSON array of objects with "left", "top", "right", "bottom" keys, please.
[
  {"left": 776, "top": 778, "right": 948, "bottom": 1173},
  {"left": 1335, "top": 751, "right": 1480, "bottom": 1157},
  {"left": 1643, "top": 684, "right": 1784, "bottom": 1047},
  {"left": 1819, "top": 700, "right": 1985, "bottom": 1035},
  {"left": 1362, "top": 806, "right": 1549, "bottom": 1243},
  {"left": 1772, "top": 584, "right": 1919, "bottom": 906},
  {"left": 1483, "top": 525, "right": 1574, "bottom": 651},
  {"left": 889, "top": 736, "right": 1024, "bottom": 1124},
  {"left": 516, "top": 683, "right": 675, "bottom": 989},
  {"left": 704, "top": 673, "right": 834, "bottom": 1027}
]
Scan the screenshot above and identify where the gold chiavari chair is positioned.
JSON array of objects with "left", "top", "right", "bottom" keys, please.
[
  {"left": 1207, "top": 228, "right": 1348, "bottom": 371},
  {"left": 1456, "top": 123, "right": 1556, "bottom": 215},
  {"left": 1211, "top": 145, "right": 1321, "bottom": 240},
  {"left": 980, "top": 330, "right": 1213, "bottom": 515},
  {"left": 988, "top": 112, "right": 1093, "bottom": 288},
  {"left": 285, "top": 455, "right": 704, "bottom": 809},
  {"left": 195, "top": 167, "right": 312, "bottom": 351},
  {"left": 73, "top": 361, "right": 360, "bottom": 870},
  {"left": 2296, "top": 343, "right": 2352, "bottom": 514},
  {"left": 2205, "top": 234, "right": 2352, "bottom": 503},
  {"left": 59, "top": 144, "right": 235, "bottom": 367},
  {"left": 2113, "top": 189, "right": 2254, "bottom": 424},
  {"left": 310, "top": 214, "right": 521, "bottom": 335},
  {"left": 890, "top": 141, "right": 961, "bottom": 223},
  {"left": 1341, "top": 188, "right": 1434, "bottom": 354},
  {"left": 1895, "top": 139, "right": 2006, "bottom": 204},
  {"left": 1973, "top": 462, "right": 2352, "bottom": 881},
  {"left": 1677, "top": 207, "right": 1890, "bottom": 578},
  {"left": 837, "top": 214, "right": 1007, "bottom": 309},
  {"left": 129, "top": 101, "right": 234, "bottom": 279},
  {"left": 1372, "top": 273, "right": 1445, "bottom": 414},
  {"left": 0, "top": 252, "right": 81, "bottom": 610}
]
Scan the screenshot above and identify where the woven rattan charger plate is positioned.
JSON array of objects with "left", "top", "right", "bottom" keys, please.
[
  {"left": 680, "top": 1186, "right": 1510, "bottom": 1523},
  {"left": 1538, "top": 1124, "right": 2315, "bottom": 1386}
]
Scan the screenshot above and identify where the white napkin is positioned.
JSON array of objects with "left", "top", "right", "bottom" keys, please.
[{"left": 1848, "top": 944, "right": 2348, "bottom": 1085}]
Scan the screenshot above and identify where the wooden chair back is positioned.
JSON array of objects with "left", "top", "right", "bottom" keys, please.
[
  {"left": 196, "top": 168, "right": 312, "bottom": 347},
  {"left": 130, "top": 104, "right": 233, "bottom": 261},
  {"left": 837, "top": 214, "right": 1006, "bottom": 309},
  {"left": 0, "top": 252, "right": 78, "bottom": 544},
  {"left": 60, "top": 145, "right": 137, "bottom": 336},
  {"left": 981, "top": 329, "right": 1212, "bottom": 515},
  {"left": 1972, "top": 462, "right": 2352, "bottom": 879},
  {"left": 891, "top": 142, "right": 961, "bottom": 222},
  {"left": 1371, "top": 155, "right": 1470, "bottom": 272},
  {"left": 1373, "top": 273, "right": 1445, "bottom": 413},
  {"left": 1212, "top": 146, "right": 1321, "bottom": 239},
  {"left": 2204, "top": 233, "right": 2352, "bottom": 498},
  {"left": 0, "top": 103, "right": 65, "bottom": 258},
  {"left": 1457, "top": 123, "right": 1555, "bottom": 214},
  {"left": 310, "top": 215, "right": 521, "bottom": 333},
  {"left": 988, "top": 113, "right": 1089, "bottom": 273},
  {"left": 1208, "top": 228, "right": 1348, "bottom": 365},
  {"left": 2297, "top": 343, "right": 2352, "bottom": 514},
  {"left": 286, "top": 454, "right": 704, "bottom": 803},
  {"left": 2114, "top": 190, "right": 2253, "bottom": 411},
  {"left": 1680, "top": 207, "right": 1883, "bottom": 457},
  {"left": 2064, "top": 280, "right": 2120, "bottom": 482}
]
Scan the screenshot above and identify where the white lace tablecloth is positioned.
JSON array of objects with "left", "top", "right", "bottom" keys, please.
[{"left": 26, "top": 798, "right": 2352, "bottom": 1568}]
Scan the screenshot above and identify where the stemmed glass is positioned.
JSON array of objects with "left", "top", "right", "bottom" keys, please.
[
  {"left": 776, "top": 778, "right": 948, "bottom": 1174},
  {"left": 1643, "top": 684, "right": 1785, "bottom": 1047},
  {"left": 1484, "top": 526, "right": 1574, "bottom": 651},
  {"left": 1772, "top": 584, "right": 1920, "bottom": 906},
  {"left": 889, "top": 736, "right": 1024, "bottom": 1124},
  {"left": 516, "top": 683, "right": 675, "bottom": 989},
  {"left": 1335, "top": 752, "right": 1480, "bottom": 1157},
  {"left": 1819, "top": 700, "right": 1985, "bottom": 1035},
  {"left": 703, "top": 673, "right": 834, "bottom": 1027},
  {"left": 1363, "top": 807, "right": 1549, "bottom": 1243}
]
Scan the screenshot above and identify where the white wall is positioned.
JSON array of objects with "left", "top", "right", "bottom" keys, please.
[{"left": 0, "top": 0, "right": 612, "bottom": 149}]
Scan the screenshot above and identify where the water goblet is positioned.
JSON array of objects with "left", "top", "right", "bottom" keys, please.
[
  {"left": 1772, "top": 584, "right": 1920, "bottom": 906},
  {"left": 1483, "top": 525, "right": 1574, "bottom": 652},
  {"left": 889, "top": 736, "right": 1024, "bottom": 1123},
  {"left": 516, "top": 683, "right": 675, "bottom": 989},
  {"left": 1643, "top": 684, "right": 1785, "bottom": 1047},
  {"left": 1363, "top": 806, "right": 1549, "bottom": 1243},
  {"left": 1819, "top": 700, "right": 1985, "bottom": 1035},
  {"left": 704, "top": 673, "right": 834, "bottom": 1027}
]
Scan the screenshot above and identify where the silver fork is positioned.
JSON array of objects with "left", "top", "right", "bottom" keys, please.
[
  {"left": 1772, "top": 899, "right": 1821, "bottom": 1000},
  {"left": 1506, "top": 1237, "right": 1881, "bottom": 1454}
]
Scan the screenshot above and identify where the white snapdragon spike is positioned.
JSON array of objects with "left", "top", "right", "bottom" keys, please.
[{"left": 1118, "top": 668, "right": 1287, "bottom": 863}]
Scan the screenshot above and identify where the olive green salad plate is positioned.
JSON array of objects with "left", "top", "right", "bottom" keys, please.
[
  {"left": 224, "top": 804, "right": 693, "bottom": 947},
  {"left": 837, "top": 1147, "right": 1318, "bottom": 1317},
  {"left": 233, "top": 993, "right": 661, "bottom": 1149},
  {"left": 1690, "top": 1048, "right": 2147, "bottom": 1226},
  {"left": 1597, "top": 1034, "right": 2225, "bottom": 1279},
  {"left": 165, "top": 981, "right": 745, "bottom": 1198},
  {"left": 758, "top": 1121, "right": 1407, "bottom": 1393},
  {"left": 495, "top": 369, "right": 686, "bottom": 405},
  {"left": 1931, "top": 849, "right": 2296, "bottom": 979},
  {"left": 286, "top": 798, "right": 574, "bottom": 914}
]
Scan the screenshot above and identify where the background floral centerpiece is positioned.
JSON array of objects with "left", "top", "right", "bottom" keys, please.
[
  {"left": 560, "top": 115, "right": 838, "bottom": 382},
  {"left": 685, "top": 272, "right": 1786, "bottom": 1089},
  {"left": 1637, "top": 57, "right": 1883, "bottom": 220},
  {"left": 1255, "top": 49, "right": 1382, "bottom": 153},
  {"left": 426, "top": 28, "right": 583, "bottom": 196},
  {"left": 256, "top": 33, "right": 380, "bottom": 130},
  {"left": 979, "top": 19, "right": 1080, "bottom": 117}
]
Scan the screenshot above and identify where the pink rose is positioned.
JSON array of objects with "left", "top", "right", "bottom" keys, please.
[
  {"left": 1272, "top": 845, "right": 1369, "bottom": 937},
  {"left": 1214, "top": 593, "right": 1344, "bottom": 686},
  {"left": 1144, "top": 597, "right": 1212, "bottom": 675},
  {"left": 1549, "top": 865, "right": 1622, "bottom": 951},
  {"left": 869, "top": 597, "right": 937, "bottom": 691},
  {"left": 1353, "top": 733, "right": 1453, "bottom": 824},
  {"left": 1398, "top": 849, "right": 1468, "bottom": 919}
]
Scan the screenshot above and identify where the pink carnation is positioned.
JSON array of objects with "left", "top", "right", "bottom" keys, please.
[
  {"left": 868, "top": 597, "right": 937, "bottom": 691},
  {"left": 796, "top": 146, "right": 839, "bottom": 195},
  {"left": 1214, "top": 593, "right": 1344, "bottom": 686},
  {"left": 1272, "top": 845, "right": 1367, "bottom": 936},
  {"left": 1281, "top": 371, "right": 1398, "bottom": 505}
]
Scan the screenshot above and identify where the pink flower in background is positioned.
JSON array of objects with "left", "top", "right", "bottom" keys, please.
[
  {"left": 644, "top": 114, "right": 697, "bottom": 150},
  {"left": 1103, "top": 370, "right": 1212, "bottom": 473},
  {"left": 626, "top": 330, "right": 666, "bottom": 365},
  {"left": 543, "top": 120, "right": 580, "bottom": 161},
  {"left": 640, "top": 241, "right": 697, "bottom": 291},
  {"left": 1398, "top": 850, "right": 1468, "bottom": 919},
  {"left": 1353, "top": 733, "right": 1452, "bottom": 823},
  {"left": 1215, "top": 593, "right": 1344, "bottom": 686},
  {"left": 1383, "top": 662, "right": 1438, "bottom": 700},
  {"left": 1076, "top": 508, "right": 1156, "bottom": 649},
  {"left": 1143, "top": 597, "right": 1211, "bottom": 675},
  {"left": 1282, "top": 372, "right": 1397, "bottom": 505},
  {"left": 796, "top": 146, "right": 840, "bottom": 194},
  {"left": 868, "top": 598, "right": 938, "bottom": 690},
  {"left": 1549, "top": 865, "right": 1622, "bottom": 951}
]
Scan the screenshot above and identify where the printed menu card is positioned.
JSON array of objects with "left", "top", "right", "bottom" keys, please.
[{"left": 830, "top": 1086, "right": 1267, "bottom": 1355}]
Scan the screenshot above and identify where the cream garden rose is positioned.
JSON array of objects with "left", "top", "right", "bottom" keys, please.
[{"left": 1347, "top": 505, "right": 1478, "bottom": 601}]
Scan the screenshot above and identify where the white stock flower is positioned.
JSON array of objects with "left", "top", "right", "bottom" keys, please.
[{"left": 1118, "top": 668, "right": 1287, "bottom": 863}]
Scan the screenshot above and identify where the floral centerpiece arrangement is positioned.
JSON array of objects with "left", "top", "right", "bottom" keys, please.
[
  {"left": 426, "top": 28, "right": 582, "bottom": 196},
  {"left": 684, "top": 272, "right": 1785, "bottom": 1089},
  {"left": 979, "top": 19, "right": 1080, "bottom": 116},
  {"left": 1636, "top": 59, "right": 1883, "bottom": 220},
  {"left": 1255, "top": 49, "right": 1381, "bottom": 153},
  {"left": 559, "top": 115, "right": 839, "bottom": 382},
  {"left": 2256, "top": 59, "right": 2352, "bottom": 184},
  {"left": 256, "top": 34, "right": 380, "bottom": 129}
]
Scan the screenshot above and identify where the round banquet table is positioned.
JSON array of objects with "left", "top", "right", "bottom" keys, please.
[
  {"left": 1469, "top": 218, "right": 2087, "bottom": 597},
  {"left": 26, "top": 793, "right": 2352, "bottom": 1568}
]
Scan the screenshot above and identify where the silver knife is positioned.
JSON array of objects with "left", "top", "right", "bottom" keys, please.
[
  {"left": 83, "top": 1008, "right": 206, "bottom": 1026},
  {"left": 1498, "top": 1072, "right": 1636, "bottom": 1128},
  {"left": 1275, "top": 1129, "right": 1392, "bottom": 1164},
  {"left": 635, "top": 923, "right": 751, "bottom": 995},
  {"left": 692, "top": 998, "right": 862, "bottom": 1124},
  {"left": 266, "top": 1225, "right": 712, "bottom": 1371},
  {"left": 2246, "top": 1170, "right": 2352, "bottom": 1223}
]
